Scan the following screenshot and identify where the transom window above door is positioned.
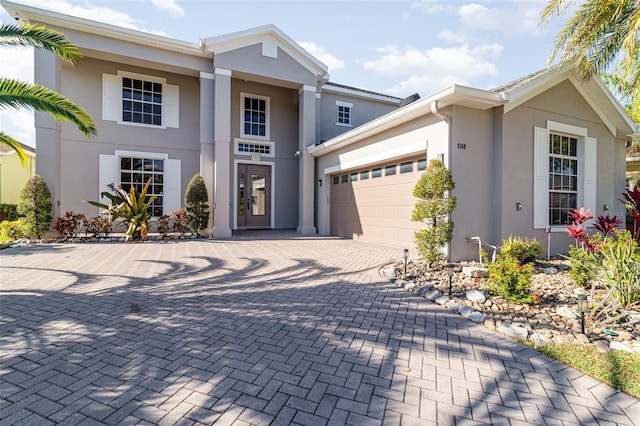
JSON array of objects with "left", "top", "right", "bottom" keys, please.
[{"left": 241, "top": 93, "right": 270, "bottom": 140}]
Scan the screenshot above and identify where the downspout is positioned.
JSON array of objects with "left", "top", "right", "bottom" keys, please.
[{"left": 430, "top": 100, "right": 453, "bottom": 261}]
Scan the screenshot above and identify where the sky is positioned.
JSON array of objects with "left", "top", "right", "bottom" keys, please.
[{"left": 0, "top": 0, "right": 567, "bottom": 148}]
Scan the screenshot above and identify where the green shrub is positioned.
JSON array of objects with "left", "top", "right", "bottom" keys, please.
[
  {"left": 0, "top": 218, "right": 32, "bottom": 241},
  {"left": 411, "top": 159, "right": 456, "bottom": 267},
  {"left": 486, "top": 254, "right": 535, "bottom": 303},
  {"left": 567, "top": 244, "right": 600, "bottom": 288},
  {"left": 185, "top": 173, "right": 210, "bottom": 235},
  {"left": 598, "top": 231, "right": 640, "bottom": 307},
  {"left": 52, "top": 211, "right": 86, "bottom": 241},
  {"left": 17, "top": 175, "right": 52, "bottom": 238},
  {"left": 0, "top": 204, "right": 19, "bottom": 221},
  {"left": 500, "top": 235, "right": 544, "bottom": 264}
]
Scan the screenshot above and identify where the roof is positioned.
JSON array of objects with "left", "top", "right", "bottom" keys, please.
[
  {"left": 0, "top": 142, "right": 35, "bottom": 156},
  {"left": 310, "top": 64, "right": 638, "bottom": 157}
]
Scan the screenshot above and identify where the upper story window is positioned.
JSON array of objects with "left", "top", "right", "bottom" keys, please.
[
  {"left": 336, "top": 101, "right": 353, "bottom": 127},
  {"left": 102, "top": 71, "right": 179, "bottom": 129},
  {"left": 534, "top": 121, "right": 596, "bottom": 230},
  {"left": 122, "top": 77, "right": 162, "bottom": 126},
  {"left": 241, "top": 93, "right": 270, "bottom": 140}
]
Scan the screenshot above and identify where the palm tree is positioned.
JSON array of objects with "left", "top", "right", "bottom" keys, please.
[
  {"left": 0, "top": 23, "right": 97, "bottom": 164},
  {"left": 539, "top": 0, "right": 640, "bottom": 96}
]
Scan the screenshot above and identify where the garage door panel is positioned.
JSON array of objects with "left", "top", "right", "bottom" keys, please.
[{"left": 330, "top": 156, "right": 426, "bottom": 248}]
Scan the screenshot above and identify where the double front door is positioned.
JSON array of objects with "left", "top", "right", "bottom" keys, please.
[{"left": 237, "top": 164, "right": 271, "bottom": 229}]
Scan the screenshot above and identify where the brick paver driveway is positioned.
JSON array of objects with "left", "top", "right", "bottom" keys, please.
[{"left": 1, "top": 232, "right": 639, "bottom": 425}]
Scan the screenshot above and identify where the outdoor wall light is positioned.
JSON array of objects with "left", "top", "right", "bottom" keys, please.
[
  {"left": 294, "top": 150, "right": 301, "bottom": 158},
  {"left": 318, "top": 179, "right": 322, "bottom": 187},
  {"left": 403, "top": 249, "right": 409, "bottom": 279},
  {"left": 603, "top": 204, "right": 609, "bottom": 212},
  {"left": 516, "top": 202, "right": 523, "bottom": 211},
  {"left": 448, "top": 262, "right": 454, "bottom": 296},
  {"left": 577, "top": 294, "right": 587, "bottom": 335}
]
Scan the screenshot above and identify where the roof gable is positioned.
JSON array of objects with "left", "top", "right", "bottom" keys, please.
[{"left": 201, "top": 25, "right": 328, "bottom": 80}]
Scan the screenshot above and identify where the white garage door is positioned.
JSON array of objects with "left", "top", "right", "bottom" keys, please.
[{"left": 330, "top": 156, "right": 427, "bottom": 248}]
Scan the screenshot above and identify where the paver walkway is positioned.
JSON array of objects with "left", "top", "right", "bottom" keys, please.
[{"left": 1, "top": 232, "right": 639, "bottom": 425}]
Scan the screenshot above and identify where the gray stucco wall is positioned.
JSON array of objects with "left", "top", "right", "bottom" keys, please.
[
  {"left": 500, "top": 79, "right": 624, "bottom": 255},
  {"left": 449, "top": 106, "right": 496, "bottom": 262},
  {"left": 229, "top": 79, "right": 300, "bottom": 228},
  {"left": 318, "top": 91, "right": 399, "bottom": 143},
  {"left": 57, "top": 57, "right": 201, "bottom": 217},
  {"left": 216, "top": 45, "right": 317, "bottom": 87}
]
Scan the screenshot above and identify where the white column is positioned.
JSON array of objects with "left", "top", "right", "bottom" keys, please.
[
  {"left": 213, "top": 68, "right": 232, "bottom": 238},
  {"left": 34, "top": 49, "right": 61, "bottom": 218},
  {"left": 199, "top": 72, "right": 215, "bottom": 235},
  {"left": 297, "top": 85, "right": 317, "bottom": 235}
]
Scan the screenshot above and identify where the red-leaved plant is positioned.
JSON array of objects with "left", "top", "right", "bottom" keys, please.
[
  {"left": 622, "top": 186, "right": 640, "bottom": 242},
  {"left": 565, "top": 208, "right": 621, "bottom": 253}
]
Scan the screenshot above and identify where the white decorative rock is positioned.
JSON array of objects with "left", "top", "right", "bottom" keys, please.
[
  {"left": 594, "top": 340, "right": 611, "bottom": 353},
  {"left": 542, "top": 267, "right": 559, "bottom": 275},
  {"left": 466, "top": 290, "right": 486, "bottom": 303},
  {"left": 498, "top": 324, "right": 528, "bottom": 339},
  {"left": 458, "top": 306, "right": 474, "bottom": 318},
  {"left": 462, "top": 266, "right": 488, "bottom": 278},
  {"left": 469, "top": 312, "right": 486, "bottom": 323},
  {"left": 424, "top": 289, "right": 442, "bottom": 301},
  {"left": 530, "top": 333, "right": 553, "bottom": 348},
  {"left": 610, "top": 342, "right": 634, "bottom": 353},
  {"left": 556, "top": 306, "right": 577, "bottom": 319},
  {"left": 415, "top": 286, "right": 433, "bottom": 296},
  {"left": 435, "top": 296, "right": 450, "bottom": 305},
  {"left": 445, "top": 300, "right": 460, "bottom": 311},
  {"left": 405, "top": 283, "right": 416, "bottom": 291}
]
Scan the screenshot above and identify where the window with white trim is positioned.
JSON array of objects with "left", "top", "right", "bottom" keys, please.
[
  {"left": 99, "top": 151, "right": 181, "bottom": 219},
  {"left": 336, "top": 101, "right": 353, "bottom": 126},
  {"left": 533, "top": 121, "right": 596, "bottom": 229},
  {"left": 241, "top": 93, "right": 270, "bottom": 139},
  {"left": 102, "top": 71, "right": 179, "bottom": 129},
  {"left": 119, "top": 156, "right": 164, "bottom": 217},
  {"left": 122, "top": 77, "right": 162, "bottom": 125}
]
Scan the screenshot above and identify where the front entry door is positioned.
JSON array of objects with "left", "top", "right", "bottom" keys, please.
[{"left": 237, "top": 164, "right": 271, "bottom": 229}]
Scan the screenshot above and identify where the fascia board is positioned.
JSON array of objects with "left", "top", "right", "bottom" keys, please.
[
  {"left": 1, "top": 0, "right": 207, "bottom": 57},
  {"left": 309, "top": 85, "right": 502, "bottom": 157}
]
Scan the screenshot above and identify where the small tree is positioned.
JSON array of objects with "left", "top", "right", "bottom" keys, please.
[
  {"left": 185, "top": 173, "right": 210, "bottom": 235},
  {"left": 17, "top": 174, "right": 52, "bottom": 238},
  {"left": 411, "top": 159, "right": 456, "bottom": 267}
]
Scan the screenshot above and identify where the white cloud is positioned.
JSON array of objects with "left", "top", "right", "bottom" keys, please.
[
  {"left": 410, "top": 0, "right": 445, "bottom": 15},
  {"left": 458, "top": 2, "right": 545, "bottom": 36},
  {"left": 362, "top": 43, "right": 503, "bottom": 95},
  {"left": 298, "top": 42, "right": 344, "bottom": 71},
  {"left": 149, "top": 0, "right": 184, "bottom": 17},
  {"left": 0, "top": 109, "right": 35, "bottom": 148},
  {"left": 16, "top": 0, "right": 167, "bottom": 35}
]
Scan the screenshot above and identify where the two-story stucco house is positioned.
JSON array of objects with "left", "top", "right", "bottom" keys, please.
[
  {"left": 3, "top": 1, "right": 637, "bottom": 261},
  {"left": 1, "top": 1, "right": 401, "bottom": 238}
]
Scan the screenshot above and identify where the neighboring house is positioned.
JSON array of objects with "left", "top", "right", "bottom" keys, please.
[
  {"left": 1, "top": 1, "right": 401, "bottom": 237},
  {"left": 627, "top": 144, "right": 640, "bottom": 189},
  {"left": 0, "top": 142, "right": 35, "bottom": 205},
  {"left": 311, "top": 65, "right": 636, "bottom": 260}
]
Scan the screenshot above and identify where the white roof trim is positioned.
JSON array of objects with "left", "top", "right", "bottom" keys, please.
[
  {"left": 201, "top": 24, "right": 328, "bottom": 79},
  {"left": 1, "top": 0, "right": 207, "bottom": 57},
  {"left": 322, "top": 84, "right": 401, "bottom": 105},
  {"left": 309, "top": 84, "right": 502, "bottom": 157}
]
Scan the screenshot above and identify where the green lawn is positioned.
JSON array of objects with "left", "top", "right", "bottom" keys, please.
[{"left": 538, "top": 344, "right": 640, "bottom": 398}]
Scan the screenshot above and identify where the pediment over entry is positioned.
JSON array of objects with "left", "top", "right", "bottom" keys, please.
[{"left": 201, "top": 25, "right": 328, "bottom": 83}]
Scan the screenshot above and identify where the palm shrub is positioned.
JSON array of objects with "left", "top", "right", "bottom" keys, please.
[
  {"left": 17, "top": 175, "right": 52, "bottom": 238},
  {"left": 86, "top": 178, "right": 156, "bottom": 241},
  {"left": 185, "top": 173, "right": 209, "bottom": 235},
  {"left": 597, "top": 231, "right": 640, "bottom": 307},
  {"left": 411, "top": 159, "right": 456, "bottom": 267},
  {"left": 500, "top": 235, "right": 544, "bottom": 264}
]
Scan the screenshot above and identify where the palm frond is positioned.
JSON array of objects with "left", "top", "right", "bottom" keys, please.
[
  {"left": 0, "top": 131, "right": 28, "bottom": 165},
  {"left": 0, "top": 78, "right": 97, "bottom": 137},
  {"left": 0, "top": 23, "right": 82, "bottom": 65}
]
